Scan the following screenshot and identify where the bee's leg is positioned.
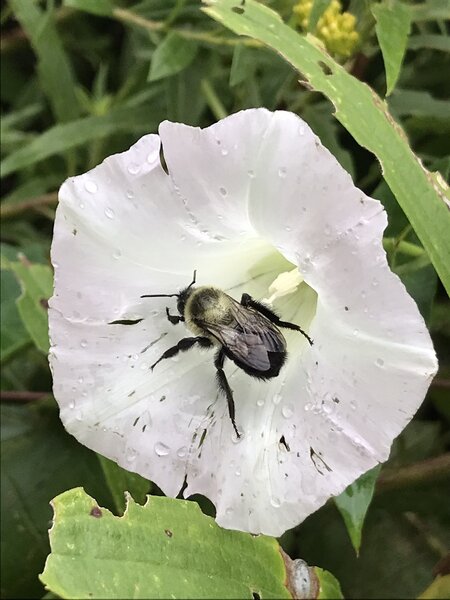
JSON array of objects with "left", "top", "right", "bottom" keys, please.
[
  {"left": 240, "top": 293, "right": 313, "bottom": 346},
  {"left": 151, "top": 336, "right": 212, "bottom": 370},
  {"left": 166, "top": 307, "right": 184, "bottom": 325},
  {"left": 214, "top": 349, "right": 240, "bottom": 438}
]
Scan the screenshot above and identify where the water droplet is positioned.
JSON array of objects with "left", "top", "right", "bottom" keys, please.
[
  {"left": 247, "top": 169, "right": 255, "bottom": 178},
  {"left": 256, "top": 398, "right": 265, "bottom": 407},
  {"left": 221, "top": 148, "right": 229, "bottom": 156},
  {"left": 235, "top": 468, "right": 241, "bottom": 477},
  {"left": 140, "top": 363, "right": 149, "bottom": 371},
  {"left": 282, "top": 404, "right": 294, "bottom": 419},
  {"left": 361, "top": 290, "right": 366, "bottom": 298},
  {"left": 79, "top": 202, "right": 85, "bottom": 209},
  {"left": 376, "top": 358, "right": 384, "bottom": 367},
  {"left": 126, "top": 190, "right": 134, "bottom": 199},
  {"left": 231, "top": 431, "right": 242, "bottom": 444},
  {"left": 80, "top": 339, "right": 88, "bottom": 348},
  {"left": 112, "top": 249, "right": 121, "bottom": 259},
  {"left": 127, "top": 162, "right": 141, "bottom": 175},
  {"left": 84, "top": 180, "right": 97, "bottom": 194},
  {"left": 104, "top": 207, "right": 115, "bottom": 219},
  {"left": 350, "top": 401, "right": 357, "bottom": 410},
  {"left": 372, "top": 278, "right": 379, "bottom": 288},
  {"left": 278, "top": 167, "right": 287, "bottom": 178},
  {"left": 353, "top": 329, "right": 359, "bottom": 336},
  {"left": 78, "top": 377, "right": 84, "bottom": 384},
  {"left": 324, "top": 225, "right": 331, "bottom": 235},
  {"left": 298, "top": 125, "right": 306, "bottom": 136},
  {"left": 226, "top": 507, "right": 234, "bottom": 516},
  {"left": 219, "top": 187, "right": 227, "bottom": 197},
  {"left": 69, "top": 400, "right": 75, "bottom": 409},
  {"left": 304, "top": 402, "right": 312, "bottom": 412},
  {"left": 177, "top": 446, "right": 187, "bottom": 458},
  {"left": 147, "top": 150, "right": 158, "bottom": 163},
  {"left": 270, "top": 496, "right": 281, "bottom": 508},
  {"left": 273, "top": 394, "right": 282, "bottom": 405},
  {"left": 285, "top": 225, "right": 292, "bottom": 232},
  {"left": 126, "top": 447, "right": 137, "bottom": 462},
  {"left": 155, "top": 442, "right": 170, "bottom": 456}
]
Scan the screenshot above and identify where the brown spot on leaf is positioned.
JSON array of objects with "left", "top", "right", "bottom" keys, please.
[
  {"left": 165, "top": 529, "right": 173, "bottom": 538},
  {"left": 90, "top": 506, "right": 102, "bottom": 518}
]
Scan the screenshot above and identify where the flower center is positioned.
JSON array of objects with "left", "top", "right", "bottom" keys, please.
[{"left": 262, "top": 267, "right": 304, "bottom": 305}]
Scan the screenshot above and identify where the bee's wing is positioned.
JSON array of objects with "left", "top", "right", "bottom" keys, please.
[{"left": 199, "top": 300, "right": 285, "bottom": 372}]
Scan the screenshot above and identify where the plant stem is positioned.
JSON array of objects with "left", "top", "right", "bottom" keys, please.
[
  {"left": 1, "top": 192, "right": 58, "bottom": 219},
  {"left": 383, "top": 237, "right": 426, "bottom": 258},
  {"left": 201, "top": 79, "right": 228, "bottom": 120},
  {"left": 376, "top": 453, "right": 450, "bottom": 492}
]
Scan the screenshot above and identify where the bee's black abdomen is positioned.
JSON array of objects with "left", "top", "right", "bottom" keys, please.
[{"left": 224, "top": 348, "right": 287, "bottom": 380}]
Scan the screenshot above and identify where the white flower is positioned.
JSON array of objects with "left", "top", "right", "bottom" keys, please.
[{"left": 49, "top": 108, "right": 437, "bottom": 536}]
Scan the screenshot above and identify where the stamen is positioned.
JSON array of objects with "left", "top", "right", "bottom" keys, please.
[{"left": 262, "top": 267, "right": 304, "bottom": 305}]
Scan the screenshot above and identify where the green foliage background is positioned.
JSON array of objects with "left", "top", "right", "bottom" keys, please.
[{"left": 1, "top": 0, "right": 449, "bottom": 598}]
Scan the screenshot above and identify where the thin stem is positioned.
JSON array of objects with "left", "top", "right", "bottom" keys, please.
[
  {"left": 383, "top": 237, "right": 426, "bottom": 258},
  {"left": 201, "top": 79, "right": 228, "bottom": 120},
  {"left": 376, "top": 453, "right": 450, "bottom": 492},
  {"left": 0, "top": 390, "right": 50, "bottom": 402},
  {"left": 1, "top": 192, "right": 58, "bottom": 219}
]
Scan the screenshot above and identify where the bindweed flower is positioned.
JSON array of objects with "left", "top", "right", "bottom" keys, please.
[{"left": 49, "top": 109, "right": 437, "bottom": 536}]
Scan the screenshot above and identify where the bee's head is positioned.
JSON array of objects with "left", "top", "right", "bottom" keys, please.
[{"left": 141, "top": 270, "right": 197, "bottom": 317}]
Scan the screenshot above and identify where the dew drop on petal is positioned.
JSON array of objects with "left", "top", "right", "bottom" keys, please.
[
  {"left": 147, "top": 150, "right": 159, "bottom": 164},
  {"left": 112, "top": 249, "right": 121, "bottom": 259},
  {"left": 155, "top": 442, "right": 170, "bottom": 456},
  {"left": 235, "top": 468, "right": 241, "bottom": 477},
  {"left": 69, "top": 400, "right": 75, "bottom": 409},
  {"left": 127, "top": 162, "right": 141, "bottom": 175},
  {"left": 226, "top": 507, "right": 234, "bottom": 516},
  {"left": 376, "top": 358, "right": 385, "bottom": 367},
  {"left": 278, "top": 167, "right": 287, "bottom": 178},
  {"left": 80, "top": 339, "right": 88, "bottom": 348},
  {"left": 304, "top": 402, "right": 312, "bottom": 412},
  {"left": 126, "top": 447, "right": 137, "bottom": 463},
  {"left": 247, "top": 169, "right": 255, "bottom": 178},
  {"left": 282, "top": 404, "right": 294, "bottom": 419},
  {"left": 79, "top": 202, "right": 85, "bottom": 209},
  {"left": 353, "top": 329, "right": 359, "bottom": 336},
  {"left": 372, "top": 278, "right": 379, "bottom": 288},
  {"left": 219, "top": 187, "right": 227, "bottom": 197},
  {"left": 104, "top": 207, "right": 115, "bottom": 219},
  {"left": 270, "top": 496, "right": 281, "bottom": 508},
  {"left": 298, "top": 125, "right": 305, "bottom": 136},
  {"left": 273, "top": 394, "right": 282, "bottom": 406},
  {"left": 84, "top": 180, "right": 98, "bottom": 194},
  {"left": 221, "top": 148, "right": 229, "bottom": 156},
  {"left": 256, "top": 398, "right": 265, "bottom": 407},
  {"left": 126, "top": 190, "right": 134, "bottom": 199},
  {"left": 176, "top": 446, "right": 187, "bottom": 458}
]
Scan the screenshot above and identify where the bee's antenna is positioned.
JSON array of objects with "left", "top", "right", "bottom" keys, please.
[
  {"left": 141, "top": 293, "right": 179, "bottom": 299},
  {"left": 187, "top": 269, "right": 197, "bottom": 290}
]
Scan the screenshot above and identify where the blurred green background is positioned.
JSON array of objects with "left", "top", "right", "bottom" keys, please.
[{"left": 1, "top": 1, "right": 449, "bottom": 598}]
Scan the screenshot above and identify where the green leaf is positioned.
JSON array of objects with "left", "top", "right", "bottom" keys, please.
[
  {"left": 372, "top": 1, "right": 412, "bottom": 96},
  {"left": 334, "top": 465, "right": 381, "bottom": 554},
  {"left": 64, "top": 0, "right": 114, "bottom": 17},
  {"left": 418, "top": 575, "right": 450, "bottom": 599},
  {"left": 0, "top": 97, "right": 162, "bottom": 178},
  {"left": 315, "top": 567, "right": 344, "bottom": 599},
  {"left": 230, "top": 44, "right": 256, "bottom": 86},
  {"left": 408, "top": 33, "right": 450, "bottom": 53},
  {"left": 388, "top": 89, "right": 450, "bottom": 122},
  {"left": 96, "top": 455, "right": 150, "bottom": 513},
  {"left": 3, "top": 256, "right": 53, "bottom": 354},
  {"left": 41, "top": 488, "right": 291, "bottom": 599},
  {"left": 149, "top": 32, "right": 199, "bottom": 82},
  {"left": 9, "top": 0, "right": 80, "bottom": 123},
  {"left": 0, "top": 269, "right": 31, "bottom": 363},
  {"left": 410, "top": 0, "right": 450, "bottom": 21},
  {"left": 308, "top": 0, "right": 331, "bottom": 32},
  {"left": 202, "top": 0, "right": 450, "bottom": 295}
]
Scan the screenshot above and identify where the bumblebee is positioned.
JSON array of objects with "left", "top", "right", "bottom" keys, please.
[{"left": 142, "top": 271, "right": 313, "bottom": 438}]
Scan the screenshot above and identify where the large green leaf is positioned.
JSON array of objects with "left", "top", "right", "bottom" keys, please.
[
  {"left": 372, "top": 0, "right": 411, "bottom": 96},
  {"left": 9, "top": 0, "right": 80, "bottom": 123},
  {"left": 202, "top": 0, "right": 450, "bottom": 295},
  {"left": 41, "top": 488, "right": 291, "bottom": 599},
  {"left": 2, "top": 256, "right": 53, "bottom": 354},
  {"left": 334, "top": 465, "right": 381, "bottom": 555}
]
